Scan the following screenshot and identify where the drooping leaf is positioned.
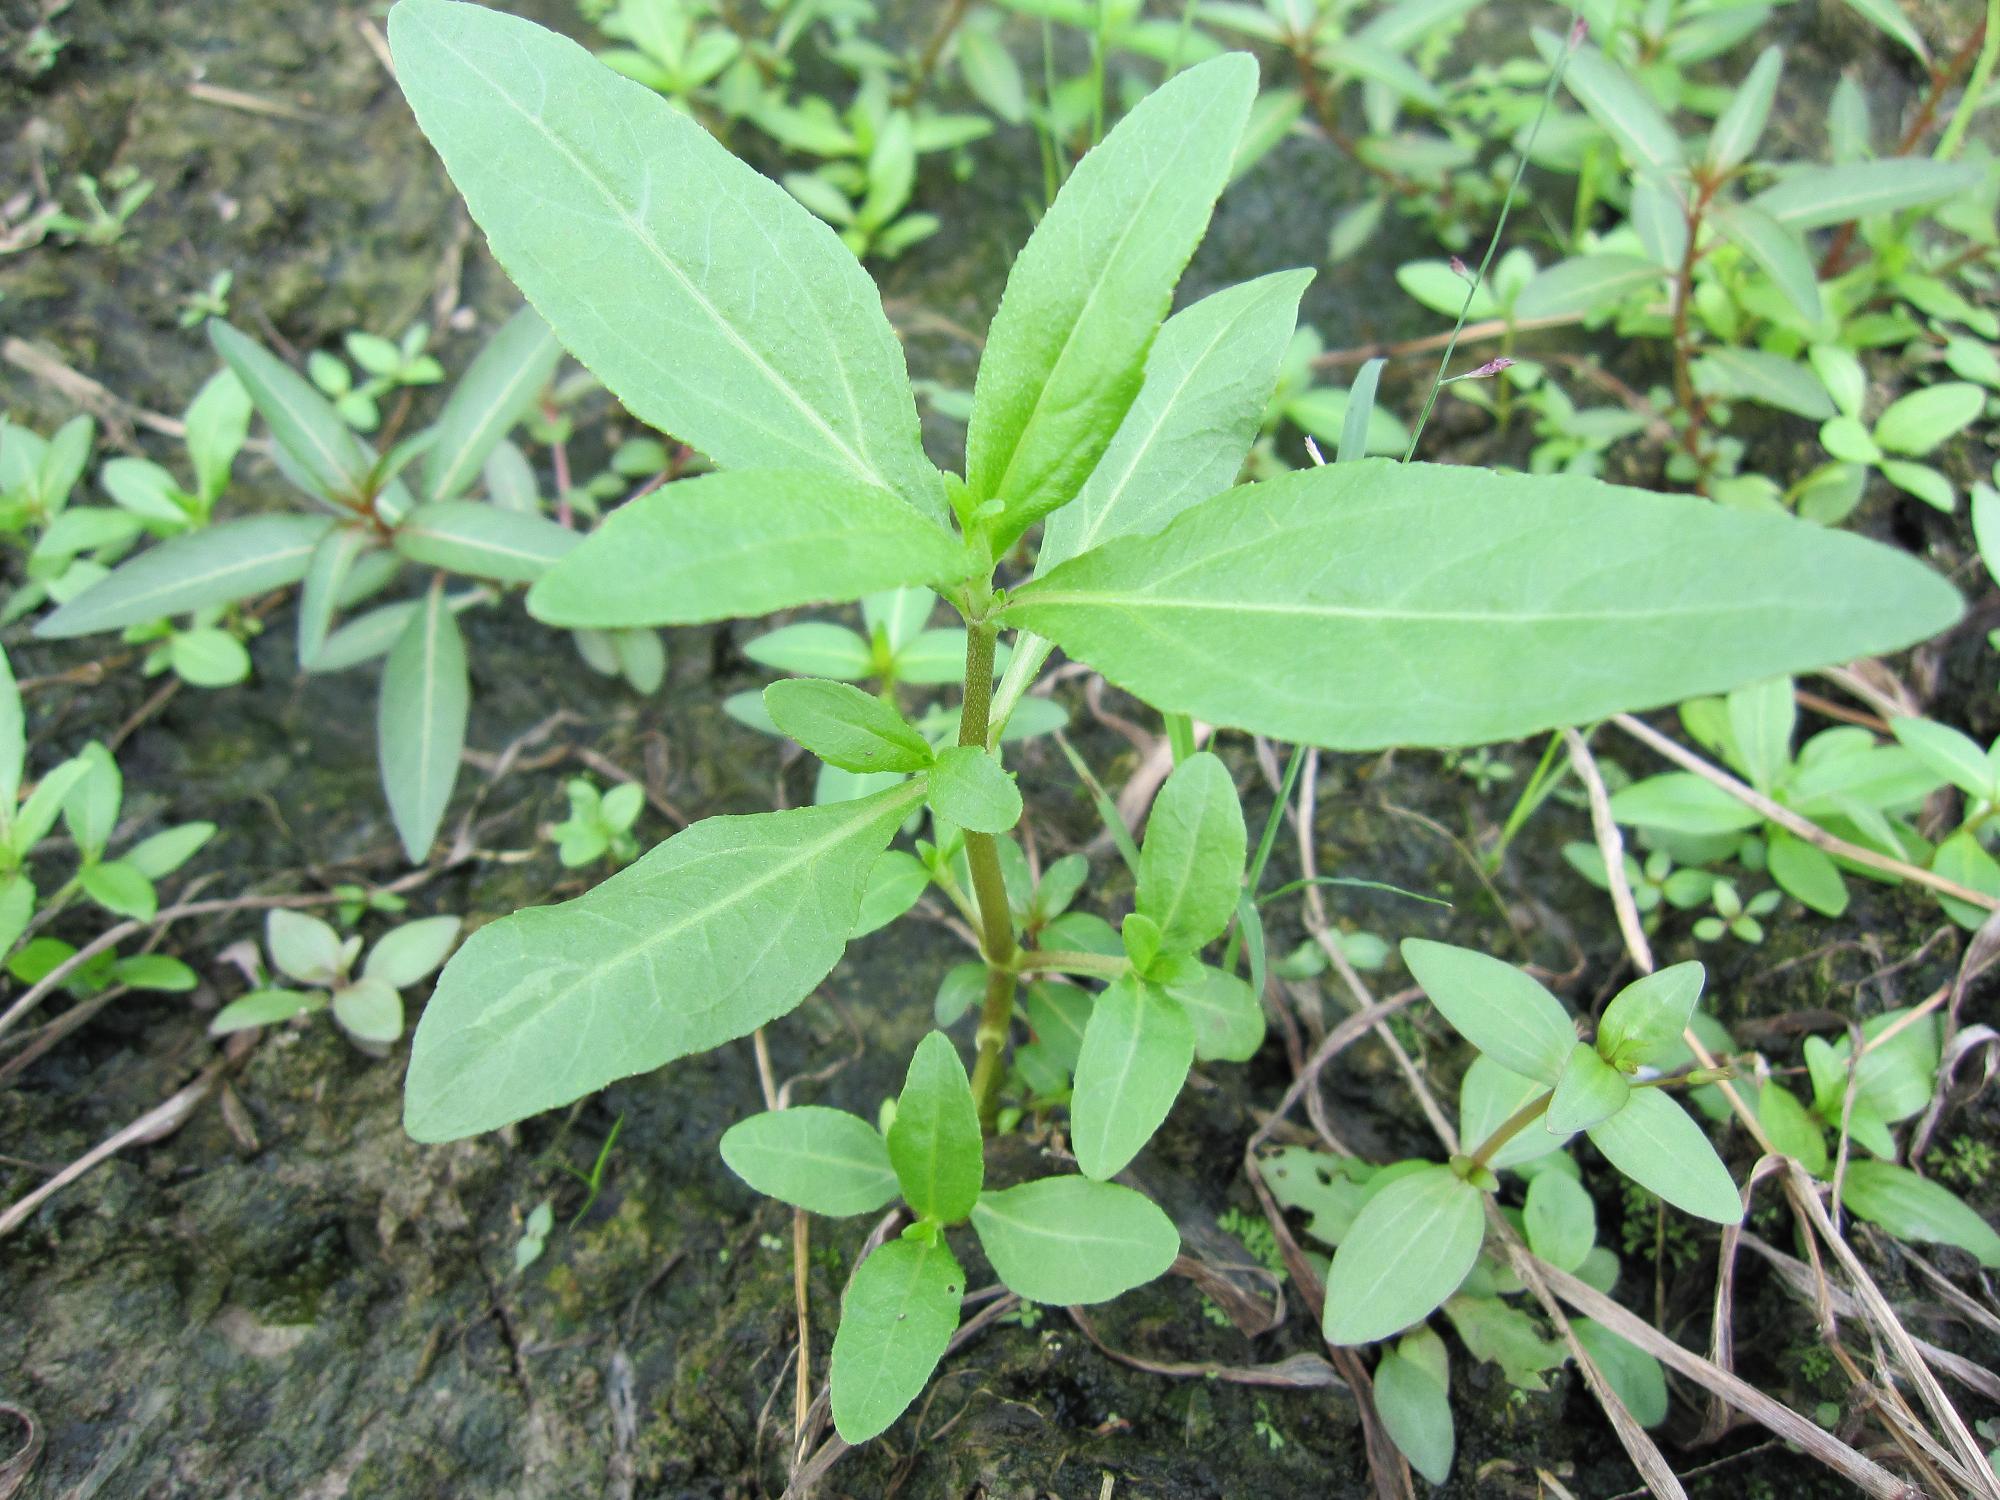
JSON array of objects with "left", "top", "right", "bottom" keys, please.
[
  {"left": 527, "top": 469, "right": 964, "bottom": 629},
  {"left": 887, "top": 1031, "right": 984, "bottom": 1223},
  {"left": 997, "top": 461, "right": 1960, "bottom": 751},
  {"left": 926, "top": 745, "right": 1022, "bottom": 833},
  {"left": 37, "top": 516, "right": 334, "bottom": 638},
  {"left": 1070, "top": 977, "right": 1195, "bottom": 1179},
  {"left": 1135, "top": 750, "right": 1246, "bottom": 953},
  {"left": 1586, "top": 1086, "right": 1742, "bottom": 1224},
  {"left": 969, "top": 1176, "right": 1179, "bottom": 1303},
  {"left": 964, "top": 53, "right": 1257, "bottom": 547},
  {"left": 1323, "top": 1164, "right": 1485, "bottom": 1345},
  {"left": 1839, "top": 1160, "right": 2000, "bottom": 1268},
  {"left": 1037, "top": 269, "right": 1312, "bottom": 573},
  {"left": 404, "top": 780, "right": 923, "bottom": 1141},
  {"left": 720, "top": 1106, "right": 901, "bottom": 1217},
  {"left": 829, "top": 1231, "right": 964, "bottom": 1443},
  {"left": 393, "top": 500, "right": 579, "bottom": 583},
  {"left": 1546, "top": 1042, "right": 1632, "bottom": 1136},
  {"left": 378, "top": 585, "right": 470, "bottom": 863},
  {"left": 1402, "top": 939, "right": 1576, "bottom": 1086},
  {"left": 421, "top": 304, "right": 563, "bottom": 503},
  {"left": 389, "top": 0, "right": 943, "bottom": 517},
  {"left": 1596, "top": 961, "right": 1705, "bottom": 1070},
  {"left": 765, "top": 678, "right": 935, "bottom": 774}
]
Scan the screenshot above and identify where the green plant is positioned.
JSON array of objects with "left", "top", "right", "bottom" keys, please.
[
  {"left": 306, "top": 322, "right": 448, "bottom": 433},
  {"left": 208, "top": 908, "right": 462, "bottom": 1049},
  {"left": 43, "top": 166, "right": 154, "bottom": 247},
  {"left": 383, "top": 0, "right": 1955, "bottom": 1447},
  {"left": 549, "top": 776, "right": 645, "bottom": 868}
]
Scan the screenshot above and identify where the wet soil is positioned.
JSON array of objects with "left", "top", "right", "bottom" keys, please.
[{"left": 2, "top": 2, "right": 1996, "bottom": 1498}]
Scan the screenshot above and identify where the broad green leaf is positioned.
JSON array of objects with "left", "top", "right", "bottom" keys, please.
[
  {"left": 363, "top": 915, "right": 462, "bottom": 988},
  {"left": 332, "top": 977, "right": 405, "bottom": 1043},
  {"left": 389, "top": 0, "right": 942, "bottom": 517},
  {"left": 1725, "top": 676, "right": 1795, "bottom": 792},
  {"left": 829, "top": 1232, "right": 964, "bottom": 1442},
  {"left": 1513, "top": 254, "right": 1662, "bottom": 321},
  {"left": 394, "top": 500, "right": 578, "bottom": 583},
  {"left": 926, "top": 745, "right": 1022, "bottom": 833},
  {"left": 1706, "top": 45, "right": 1781, "bottom": 169},
  {"left": 1608, "top": 773, "right": 1765, "bottom": 835},
  {"left": 1442, "top": 1292, "right": 1568, "bottom": 1390},
  {"left": 744, "top": 622, "right": 874, "bottom": 681},
  {"left": 1374, "top": 1332, "right": 1454, "bottom": 1485},
  {"left": 1839, "top": 1160, "right": 2000, "bottom": 1267},
  {"left": 1880, "top": 462, "right": 1954, "bottom": 514},
  {"left": 1524, "top": 1164, "right": 1596, "bottom": 1273},
  {"left": 268, "top": 909, "right": 347, "bottom": 985},
  {"left": 1156, "top": 959, "right": 1263, "bottom": 1062},
  {"left": 1597, "top": 961, "right": 1705, "bottom": 1069},
  {"left": 1323, "top": 1164, "right": 1485, "bottom": 1345},
  {"left": 854, "top": 850, "right": 928, "bottom": 938},
  {"left": 1827, "top": 1008, "right": 1940, "bottom": 1123},
  {"left": 1396, "top": 259, "right": 1498, "bottom": 320},
  {"left": 124, "top": 821, "right": 215, "bottom": 879},
  {"left": 1767, "top": 830, "right": 1849, "bottom": 917},
  {"left": 1890, "top": 717, "right": 1995, "bottom": 801},
  {"left": 964, "top": 53, "right": 1256, "bottom": 547},
  {"left": 1874, "top": 383, "right": 1982, "bottom": 458},
  {"left": 209, "top": 321, "right": 374, "bottom": 502},
  {"left": 1461, "top": 1056, "right": 1569, "bottom": 1169},
  {"left": 1750, "top": 161, "right": 1979, "bottom": 229},
  {"left": 997, "top": 461, "right": 1960, "bottom": 752},
  {"left": 1694, "top": 349, "right": 1837, "bottom": 421},
  {"left": 1070, "top": 977, "right": 1195, "bottom": 1179},
  {"left": 1572, "top": 1319, "right": 1669, "bottom": 1427},
  {"left": 37, "top": 515, "right": 334, "bottom": 638},
  {"left": 1587, "top": 1087, "right": 1742, "bottom": 1224},
  {"left": 169, "top": 628, "right": 251, "bottom": 687},
  {"left": 421, "top": 305, "right": 563, "bottom": 503},
  {"left": 969, "top": 1176, "right": 1179, "bottom": 1303},
  {"left": 1714, "top": 204, "right": 1822, "bottom": 325},
  {"left": 82, "top": 859, "right": 156, "bottom": 921},
  {"left": 1546, "top": 1042, "right": 1631, "bottom": 1136},
  {"left": 1756, "top": 1081, "right": 1829, "bottom": 1175},
  {"left": 1024, "top": 979, "right": 1092, "bottom": 1068},
  {"left": 0, "top": 646, "right": 22, "bottom": 813},
  {"left": 887, "top": 1031, "right": 984, "bottom": 1223},
  {"left": 527, "top": 469, "right": 964, "bottom": 629},
  {"left": 406, "top": 780, "right": 922, "bottom": 1140},
  {"left": 61, "top": 742, "right": 120, "bottom": 859},
  {"left": 1135, "top": 751, "right": 1245, "bottom": 953},
  {"left": 1038, "top": 269, "right": 1311, "bottom": 573},
  {"left": 1402, "top": 939, "right": 1576, "bottom": 1086},
  {"left": 765, "top": 679, "right": 934, "bottom": 774},
  {"left": 719, "top": 1106, "right": 900, "bottom": 1216},
  {"left": 1562, "top": 44, "right": 1683, "bottom": 177},
  {"left": 378, "top": 586, "right": 469, "bottom": 863}
]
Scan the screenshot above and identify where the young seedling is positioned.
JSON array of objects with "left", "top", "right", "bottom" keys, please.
[
  {"left": 384, "top": 0, "right": 1955, "bottom": 1444},
  {"left": 210, "top": 908, "right": 461, "bottom": 1050}
]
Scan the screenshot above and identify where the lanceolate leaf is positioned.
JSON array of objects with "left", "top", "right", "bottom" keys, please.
[
  {"left": 393, "top": 500, "right": 579, "bottom": 583},
  {"left": 1070, "top": 977, "right": 1195, "bottom": 1179},
  {"left": 422, "top": 304, "right": 563, "bottom": 503},
  {"left": 965, "top": 53, "right": 1257, "bottom": 547},
  {"left": 1323, "top": 1164, "right": 1485, "bottom": 1345},
  {"left": 829, "top": 1233, "right": 964, "bottom": 1443},
  {"left": 378, "top": 584, "right": 470, "bottom": 863},
  {"left": 998, "top": 461, "right": 1961, "bottom": 751},
  {"left": 210, "top": 321, "right": 374, "bottom": 503},
  {"left": 719, "top": 1106, "right": 900, "bottom": 1217},
  {"left": 1706, "top": 45, "right": 1781, "bottom": 170},
  {"left": 1839, "top": 1160, "right": 2000, "bottom": 1268},
  {"left": 1586, "top": 1086, "right": 1742, "bottom": 1224},
  {"left": 0, "top": 645, "right": 23, "bottom": 814},
  {"left": 887, "top": 1031, "right": 984, "bottom": 1223},
  {"left": 1562, "top": 44, "right": 1683, "bottom": 177},
  {"left": 1750, "top": 161, "right": 1979, "bottom": 230},
  {"left": 1374, "top": 1336, "right": 1454, "bottom": 1485},
  {"left": 298, "top": 527, "right": 375, "bottom": 668},
  {"left": 37, "top": 515, "right": 335, "bottom": 638},
  {"left": 1037, "top": 269, "right": 1312, "bottom": 573},
  {"left": 969, "top": 1176, "right": 1179, "bottom": 1304},
  {"left": 1713, "top": 204, "right": 1821, "bottom": 324},
  {"left": 1403, "top": 939, "right": 1576, "bottom": 1086},
  {"left": 526, "top": 469, "right": 965, "bottom": 629},
  {"left": 1512, "top": 254, "right": 1663, "bottom": 321},
  {"left": 1135, "top": 751, "right": 1246, "bottom": 953},
  {"left": 404, "top": 781, "right": 922, "bottom": 1140},
  {"left": 389, "top": 0, "right": 942, "bottom": 517}
]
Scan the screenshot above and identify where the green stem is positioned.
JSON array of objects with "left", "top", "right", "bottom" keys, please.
[
  {"left": 1467, "top": 1088, "right": 1554, "bottom": 1172},
  {"left": 1222, "top": 742, "right": 1307, "bottom": 974},
  {"left": 958, "top": 622, "right": 1019, "bottom": 1127},
  {"left": 1936, "top": 2, "right": 1998, "bottom": 162},
  {"left": 1012, "top": 949, "right": 1129, "bottom": 979}
]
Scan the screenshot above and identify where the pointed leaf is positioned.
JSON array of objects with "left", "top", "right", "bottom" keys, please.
[
  {"left": 1157, "top": 959, "right": 1264, "bottom": 1062},
  {"left": 406, "top": 781, "right": 923, "bottom": 1140},
  {"left": 421, "top": 304, "right": 563, "bottom": 503},
  {"left": 1461, "top": 1056, "right": 1571, "bottom": 1169},
  {"left": 1563, "top": 44, "right": 1683, "bottom": 176},
  {"left": 1706, "top": 45, "right": 1781, "bottom": 170},
  {"left": 888, "top": 1031, "right": 984, "bottom": 1223},
  {"left": 1839, "top": 1160, "right": 2000, "bottom": 1268},
  {"left": 720, "top": 1106, "right": 900, "bottom": 1217},
  {"left": 363, "top": 915, "right": 462, "bottom": 988},
  {"left": 765, "top": 678, "right": 935, "bottom": 773},
  {"left": 1768, "top": 829, "right": 1849, "bottom": 917},
  {"left": 965, "top": 53, "right": 1257, "bottom": 547},
  {"left": 1875, "top": 383, "right": 1982, "bottom": 458},
  {"left": 1572, "top": 1319, "right": 1669, "bottom": 1426},
  {"left": 0, "top": 646, "right": 22, "bottom": 814},
  {"left": 970, "top": 1176, "right": 1179, "bottom": 1304},
  {"left": 1523, "top": 1163, "right": 1597, "bottom": 1274},
  {"left": 394, "top": 500, "right": 579, "bottom": 583},
  {"left": 1135, "top": 750, "right": 1246, "bottom": 953},
  {"left": 829, "top": 1233, "right": 964, "bottom": 1443},
  {"left": 209, "top": 320, "right": 374, "bottom": 502},
  {"left": 997, "top": 461, "right": 1960, "bottom": 751},
  {"left": 1889, "top": 716, "right": 1996, "bottom": 801},
  {"left": 1750, "top": 160, "right": 1979, "bottom": 229},
  {"left": 36, "top": 515, "right": 334, "bottom": 638},
  {"left": 527, "top": 469, "right": 964, "bottom": 629},
  {"left": 1547, "top": 1042, "right": 1632, "bottom": 1135},
  {"left": 1375, "top": 1338, "right": 1454, "bottom": 1485},
  {"left": 1513, "top": 254, "right": 1664, "bottom": 321},
  {"left": 1323, "top": 1164, "right": 1485, "bottom": 1345},
  {"left": 1587, "top": 1086, "right": 1742, "bottom": 1224},
  {"left": 1403, "top": 939, "right": 1576, "bottom": 1085},
  {"left": 389, "top": 0, "right": 941, "bottom": 517},
  {"left": 1597, "top": 962, "right": 1705, "bottom": 1069},
  {"left": 1070, "top": 977, "right": 1195, "bottom": 1179},
  {"left": 298, "top": 527, "right": 375, "bottom": 668},
  {"left": 1714, "top": 204, "right": 1821, "bottom": 324},
  {"left": 378, "top": 586, "right": 469, "bottom": 862}
]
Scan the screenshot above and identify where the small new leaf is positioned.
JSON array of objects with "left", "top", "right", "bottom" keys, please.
[{"left": 765, "top": 679, "right": 935, "bottom": 774}]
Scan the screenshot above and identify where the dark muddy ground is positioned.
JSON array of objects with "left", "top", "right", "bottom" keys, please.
[{"left": 2, "top": 2, "right": 1996, "bottom": 1497}]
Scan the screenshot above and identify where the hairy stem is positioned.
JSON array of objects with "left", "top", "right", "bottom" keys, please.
[{"left": 957, "top": 622, "right": 1019, "bottom": 1126}]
